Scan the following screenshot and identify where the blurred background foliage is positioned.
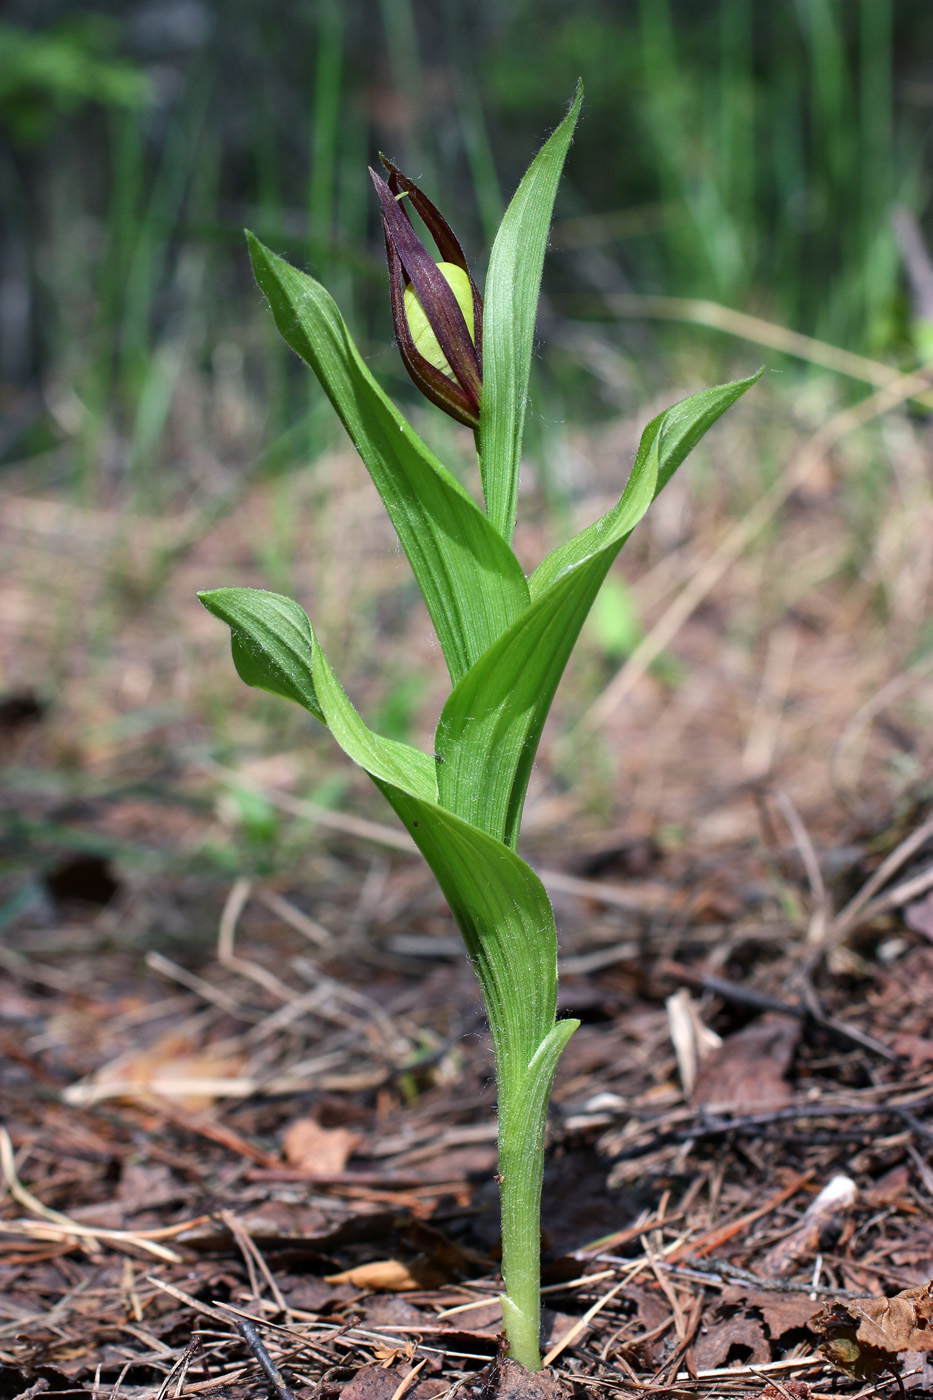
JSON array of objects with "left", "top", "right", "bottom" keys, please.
[
  {"left": 2, "top": 0, "right": 932, "bottom": 487},
  {"left": 2, "top": 0, "right": 933, "bottom": 908}
]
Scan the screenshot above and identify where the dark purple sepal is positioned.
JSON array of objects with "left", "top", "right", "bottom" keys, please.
[{"left": 370, "top": 164, "right": 483, "bottom": 429}]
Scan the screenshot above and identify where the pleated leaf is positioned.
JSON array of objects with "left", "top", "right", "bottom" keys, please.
[
  {"left": 479, "top": 82, "right": 583, "bottom": 543},
  {"left": 307, "top": 633, "right": 564, "bottom": 1071},
  {"left": 247, "top": 233, "right": 529, "bottom": 685},
  {"left": 200, "top": 583, "right": 570, "bottom": 1082},
  {"left": 436, "top": 433, "right": 658, "bottom": 847},
  {"left": 198, "top": 586, "right": 325, "bottom": 722},
  {"left": 317, "top": 625, "right": 566, "bottom": 1074},
  {"left": 438, "top": 371, "right": 761, "bottom": 848},
  {"left": 199, "top": 586, "right": 435, "bottom": 796}
]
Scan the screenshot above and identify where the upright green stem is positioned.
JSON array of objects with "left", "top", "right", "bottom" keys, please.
[
  {"left": 498, "top": 1083, "right": 548, "bottom": 1370},
  {"left": 495, "top": 1016, "right": 580, "bottom": 1372}
]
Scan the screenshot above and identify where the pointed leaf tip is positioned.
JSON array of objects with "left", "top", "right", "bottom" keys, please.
[
  {"left": 479, "top": 86, "right": 583, "bottom": 542},
  {"left": 198, "top": 586, "right": 325, "bottom": 722}
]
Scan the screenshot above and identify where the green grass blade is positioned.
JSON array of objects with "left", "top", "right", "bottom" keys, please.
[
  {"left": 247, "top": 234, "right": 529, "bottom": 684},
  {"left": 480, "top": 82, "right": 583, "bottom": 543}
]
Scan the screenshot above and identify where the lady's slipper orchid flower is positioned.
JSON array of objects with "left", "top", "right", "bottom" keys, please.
[{"left": 370, "top": 157, "right": 483, "bottom": 429}]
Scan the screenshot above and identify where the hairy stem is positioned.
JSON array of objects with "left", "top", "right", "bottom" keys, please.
[
  {"left": 498, "top": 1108, "right": 547, "bottom": 1369},
  {"left": 496, "top": 1017, "right": 579, "bottom": 1371}
]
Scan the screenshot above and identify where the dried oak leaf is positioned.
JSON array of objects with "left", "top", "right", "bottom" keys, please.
[
  {"left": 812, "top": 1281, "right": 933, "bottom": 1379},
  {"left": 692, "top": 1301, "right": 769, "bottom": 1370}
]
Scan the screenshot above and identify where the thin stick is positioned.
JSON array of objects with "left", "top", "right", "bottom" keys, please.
[
  {"left": 234, "top": 1316, "right": 296, "bottom": 1400},
  {"left": 542, "top": 1279, "right": 626, "bottom": 1368},
  {"left": 145, "top": 1276, "right": 236, "bottom": 1326},
  {"left": 0, "top": 1127, "right": 182, "bottom": 1262},
  {"left": 389, "top": 1358, "right": 427, "bottom": 1400},
  {"left": 771, "top": 789, "right": 829, "bottom": 946},
  {"left": 219, "top": 1209, "right": 290, "bottom": 1318}
]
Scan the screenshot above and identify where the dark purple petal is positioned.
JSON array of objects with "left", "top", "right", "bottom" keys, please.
[
  {"left": 382, "top": 157, "right": 483, "bottom": 381},
  {"left": 380, "top": 216, "right": 480, "bottom": 427},
  {"left": 369, "top": 164, "right": 483, "bottom": 427}
]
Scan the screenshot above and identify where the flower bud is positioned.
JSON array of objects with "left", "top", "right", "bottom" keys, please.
[
  {"left": 370, "top": 158, "right": 483, "bottom": 428},
  {"left": 404, "top": 261, "right": 476, "bottom": 377}
]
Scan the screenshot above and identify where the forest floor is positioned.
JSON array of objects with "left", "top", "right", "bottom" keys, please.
[{"left": 2, "top": 369, "right": 933, "bottom": 1400}]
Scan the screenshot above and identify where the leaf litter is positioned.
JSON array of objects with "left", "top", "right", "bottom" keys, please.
[{"left": 2, "top": 379, "right": 933, "bottom": 1398}]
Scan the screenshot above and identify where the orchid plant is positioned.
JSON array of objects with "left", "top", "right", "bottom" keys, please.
[{"left": 200, "top": 84, "right": 758, "bottom": 1371}]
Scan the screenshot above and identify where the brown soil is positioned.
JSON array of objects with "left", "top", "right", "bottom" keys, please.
[{"left": 2, "top": 379, "right": 933, "bottom": 1399}]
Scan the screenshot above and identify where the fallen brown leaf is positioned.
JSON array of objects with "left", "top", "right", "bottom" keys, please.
[
  {"left": 812, "top": 1280, "right": 933, "bottom": 1379},
  {"left": 282, "top": 1117, "right": 362, "bottom": 1177},
  {"left": 690, "top": 1017, "right": 799, "bottom": 1114},
  {"left": 66, "top": 1032, "right": 244, "bottom": 1111},
  {"left": 339, "top": 1365, "right": 445, "bottom": 1400},
  {"left": 326, "top": 1259, "right": 421, "bottom": 1291}
]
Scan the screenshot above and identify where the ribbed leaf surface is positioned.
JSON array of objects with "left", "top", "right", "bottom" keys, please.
[
  {"left": 200, "top": 584, "right": 567, "bottom": 1083},
  {"left": 248, "top": 234, "right": 529, "bottom": 685},
  {"left": 480, "top": 83, "right": 583, "bottom": 543},
  {"left": 199, "top": 586, "right": 435, "bottom": 797},
  {"left": 198, "top": 587, "right": 325, "bottom": 722},
  {"left": 437, "top": 372, "right": 761, "bottom": 848}
]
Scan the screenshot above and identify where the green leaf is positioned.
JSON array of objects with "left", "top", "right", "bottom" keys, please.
[
  {"left": 308, "top": 624, "right": 437, "bottom": 801},
  {"left": 261, "top": 610, "right": 560, "bottom": 1071},
  {"left": 437, "top": 371, "right": 761, "bottom": 849},
  {"left": 379, "top": 783, "right": 562, "bottom": 1077},
  {"left": 247, "top": 233, "right": 529, "bottom": 685},
  {"left": 318, "top": 693, "right": 574, "bottom": 1381},
  {"left": 198, "top": 586, "right": 325, "bottom": 721},
  {"left": 199, "top": 585, "right": 435, "bottom": 796},
  {"left": 436, "top": 433, "right": 659, "bottom": 847},
  {"left": 480, "top": 82, "right": 583, "bottom": 543},
  {"left": 199, "top": 581, "right": 563, "bottom": 1079},
  {"left": 530, "top": 369, "right": 763, "bottom": 599}
]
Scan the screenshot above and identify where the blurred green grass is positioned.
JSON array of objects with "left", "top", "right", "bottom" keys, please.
[{"left": 3, "top": 1, "right": 931, "bottom": 475}]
